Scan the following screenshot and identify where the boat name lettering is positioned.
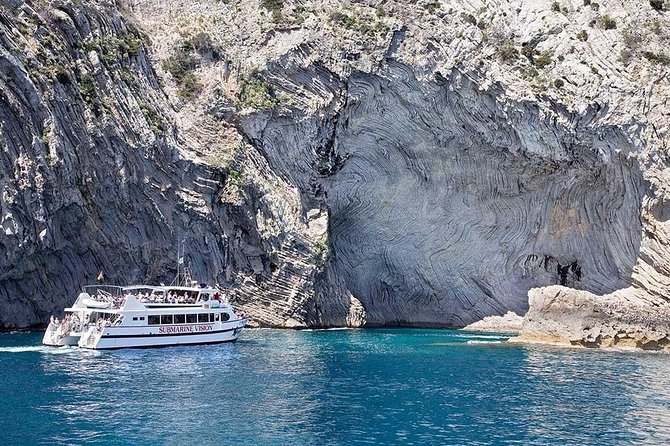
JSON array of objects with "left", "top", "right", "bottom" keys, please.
[{"left": 158, "top": 324, "right": 213, "bottom": 334}]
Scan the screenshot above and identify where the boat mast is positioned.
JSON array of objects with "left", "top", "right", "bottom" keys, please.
[
  {"left": 177, "top": 239, "right": 185, "bottom": 286},
  {"left": 171, "top": 231, "right": 186, "bottom": 287}
]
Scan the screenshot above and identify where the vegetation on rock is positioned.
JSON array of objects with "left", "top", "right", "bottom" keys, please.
[
  {"left": 261, "top": 0, "right": 284, "bottom": 23},
  {"left": 642, "top": 50, "right": 670, "bottom": 65},
  {"left": 161, "top": 39, "right": 203, "bottom": 99},
  {"left": 238, "top": 76, "right": 280, "bottom": 110},
  {"left": 596, "top": 15, "right": 617, "bottom": 30}
]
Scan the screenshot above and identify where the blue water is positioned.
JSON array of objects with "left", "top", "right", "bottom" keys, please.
[{"left": 1, "top": 329, "right": 669, "bottom": 445}]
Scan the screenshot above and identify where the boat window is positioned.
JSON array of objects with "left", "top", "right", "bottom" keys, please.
[
  {"left": 140, "top": 317, "right": 145, "bottom": 321},
  {"left": 174, "top": 314, "right": 185, "bottom": 324},
  {"left": 198, "top": 313, "right": 209, "bottom": 323},
  {"left": 209, "top": 313, "right": 215, "bottom": 322},
  {"left": 214, "top": 313, "right": 220, "bottom": 321},
  {"left": 148, "top": 315, "right": 160, "bottom": 325},
  {"left": 161, "top": 315, "right": 174, "bottom": 325},
  {"left": 221, "top": 312, "right": 230, "bottom": 322},
  {"left": 132, "top": 317, "right": 138, "bottom": 321},
  {"left": 186, "top": 314, "right": 197, "bottom": 324}
]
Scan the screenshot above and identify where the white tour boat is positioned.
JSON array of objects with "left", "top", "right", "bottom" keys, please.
[{"left": 43, "top": 283, "right": 249, "bottom": 350}]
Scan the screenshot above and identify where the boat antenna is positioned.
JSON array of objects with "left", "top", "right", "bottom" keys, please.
[{"left": 176, "top": 234, "right": 180, "bottom": 286}]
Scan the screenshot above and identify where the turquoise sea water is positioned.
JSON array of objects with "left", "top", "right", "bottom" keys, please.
[{"left": 1, "top": 328, "right": 669, "bottom": 445}]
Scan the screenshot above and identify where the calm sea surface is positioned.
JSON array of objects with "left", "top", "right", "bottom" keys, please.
[{"left": 1, "top": 328, "right": 669, "bottom": 445}]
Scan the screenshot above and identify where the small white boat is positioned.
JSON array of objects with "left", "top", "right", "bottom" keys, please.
[
  {"left": 81, "top": 298, "right": 111, "bottom": 309},
  {"left": 43, "top": 284, "right": 249, "bottom": 350}
]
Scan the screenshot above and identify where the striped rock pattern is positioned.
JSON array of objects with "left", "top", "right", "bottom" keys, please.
[{"left": 244, "top": 61, "right": 646, "bottom": 326}]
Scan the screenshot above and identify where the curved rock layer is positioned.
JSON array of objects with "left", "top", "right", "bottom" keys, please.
[{"left": 246, "top": 61, "right": 646, "bottom": 326}]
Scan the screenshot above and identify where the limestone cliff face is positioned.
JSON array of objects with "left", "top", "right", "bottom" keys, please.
[
  {"left": 2, "top": 0, "right": 670, "bottom": 333},
  {"left": 0, "top": 0, "right": 314, "bottom": 327},
  {"left": 240, "top": 60, "right": 645, "bottom": 326}
]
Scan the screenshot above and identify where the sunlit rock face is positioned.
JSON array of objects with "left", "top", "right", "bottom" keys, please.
[
  {"left": 243, "top": 61, "right": 645, "bottom": 326},
  {"left": 2, "top": 0, "right": 669, "bottom": 332},
  {"left": 514, "top": 285, "right": 670, "bottom": 351},
  {"left": 0, "top": 2, "right": 286, "bottom": 328}
]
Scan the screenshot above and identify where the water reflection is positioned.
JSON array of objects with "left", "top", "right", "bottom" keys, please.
[{"left": 625, "top": 354, "right": 670, "bottom": 444}]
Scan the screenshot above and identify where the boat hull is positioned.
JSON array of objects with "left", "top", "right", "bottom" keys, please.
[
  {"left": 79, "top": 321, "right": 247, "bottom": 350},
  {"left": 42, "top": 334, "right": 81, "bottom": 347},
  {"left": 89, "top": 336, "right": 239, "bottom": 350}
]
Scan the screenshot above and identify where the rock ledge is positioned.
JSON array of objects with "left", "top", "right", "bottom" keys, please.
[{"left": 511, "top": 286, "right": 670, "bottom": 352}]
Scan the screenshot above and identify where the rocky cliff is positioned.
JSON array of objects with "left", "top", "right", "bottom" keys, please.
[{"left": 2, "top": 0, "right": 670, "bottom": 336}]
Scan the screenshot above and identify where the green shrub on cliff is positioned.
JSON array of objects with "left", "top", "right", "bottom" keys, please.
[
  {"left": 424, "top": 1, "right": 440, "bottom": 14},
  {"left": 84, "top": 34, "right": 144, "bottom": 68},
  {"left": 329, "top": 10, "right": 388, "bottom": 36},
  {"left": 225, "top": 166, "right": 242, "bottom": 185},
  {"left": 330, "top": 11, "right": 356, "bottom": 28},
  {"left": 162, "top": 48, "right": 194, "bottom": 82},
  {"left": 642, "top": 50, "right": 670, "bottom": 65},
  {"left": 177, "top": 73, "right": 201, "bottom": 99},
  {"left": 79, "top": 74, "right": 97, "bottom": 104},
  {"left": 139, "top": 103, "right": 165, "bottom": 134},
  {"left": 496, "top": 39, "right": 518, "bottom": 63},
  {"left": 238, "top": 77, "right": 280, "bottom": 110},
  {"left": 534, "top": 50, "right": 554, "bottom": 68},
  {"left": 261, "top": 0, "right": 284, "bottom": 23},
  {"left": 313, "top": 234, "right": 329, "bottom": 264},
  {"left": 162, "top": 41, "right": 201, "bottom": 99},
  {"left": 596, "top": 15, "right": 617, "bottom": 30}
]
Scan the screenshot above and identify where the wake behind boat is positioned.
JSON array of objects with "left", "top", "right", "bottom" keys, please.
[{"left": 43, "top": 284, "right": 249, "bottom": 350}]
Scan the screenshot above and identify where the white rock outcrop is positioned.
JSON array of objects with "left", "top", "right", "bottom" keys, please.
[
  {"left": 512, "top": 286, "right": 670, "bottom": 351},
  {"left": 463, "top": 311, "right": 523, "bottom": 333}
]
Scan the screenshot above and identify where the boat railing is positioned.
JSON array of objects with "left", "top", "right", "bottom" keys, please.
[{"left": 83, "top": 285, "right": 126, "bottom": 297}]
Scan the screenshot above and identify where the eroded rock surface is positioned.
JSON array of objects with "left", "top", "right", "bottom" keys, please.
[
  {"left": 512, "top": 286, "right": 670, "bottom": 351},
  {"left": 2, "top": 0, "right": 670, "bottom": 333},
  {"left": 463, "top": 311, "right": 523, "bottom": 333}
]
